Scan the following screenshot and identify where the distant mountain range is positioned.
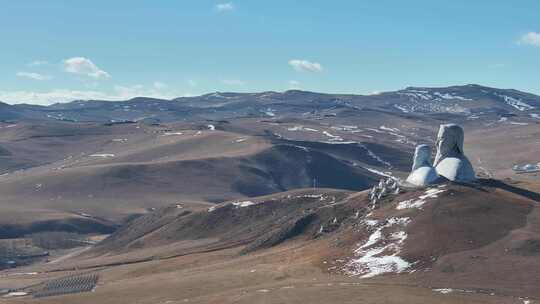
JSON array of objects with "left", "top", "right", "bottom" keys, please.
[{"left": 2, "top": 84, "right": 539, "bottom": 123}]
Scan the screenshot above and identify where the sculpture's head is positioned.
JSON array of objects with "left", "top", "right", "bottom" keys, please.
[
  {"left": 434, "top": 124, "right": 464, "bottom": 165},
  {"left": 412, "top": 144, "right": 432, "bottom": 171}
]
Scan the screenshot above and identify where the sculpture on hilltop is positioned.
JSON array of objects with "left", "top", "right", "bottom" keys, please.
[
  {"left": 433, "top": 124, "right": 476, "bottom": 182},
  {"left": 405, "top": 124, "right": 475, "bottom": 186}
]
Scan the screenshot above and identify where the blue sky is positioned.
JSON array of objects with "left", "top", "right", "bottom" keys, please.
[{"left": 1, "top": 0, "right": 539, "bottom": 105}]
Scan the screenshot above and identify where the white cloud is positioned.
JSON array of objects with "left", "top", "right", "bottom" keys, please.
[
  {"left": 16, "top": 72, "right": 51, "bottom": 81},
  {"left": 153, "top": 81, "right": 168, "bottom": 90},
  {"left": 216, "top": 2, "right": 234, "bottom": 11},
  {"left": 222, "top": 79, "right": 246, "bottom": 86},
  {"left": 288, "top": 80, "right": 301, "bottom": 89},
  {"left": 288, "top": 59, "right": 323, "bottom": 73},
  {"left": 113, "top": 85, "right": 145, "bottom": 99},
  {"left": 518, "top": 32, "right": 540, "bottom": 47},
  {"left": 27, "top": 60, "right": 49, "bottom": 67},
  {"left": 63, "top": 57, "right": 111, "bottom": 79},
  {"left": 0, "top": 84, "right": 178, "bottom": 106},
  {"left": 187, "top": 79, "right": 197, "bottom": 87},
  {"left": 0, "top": 89, "right": 113, "bottom": 105}
]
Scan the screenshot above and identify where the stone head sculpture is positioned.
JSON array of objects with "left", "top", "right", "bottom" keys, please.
[
  {"left": 433, "top": 124, "right": 475, "bottom": 182},
  {"left": 406, "top": 144, "right": 439, "bottom": 186},
  {"left": 412, "top": 144, "right": 432, "bottom": 171},
  {"left": 434, "top": 124, "right": 465, "bottom": 166}
]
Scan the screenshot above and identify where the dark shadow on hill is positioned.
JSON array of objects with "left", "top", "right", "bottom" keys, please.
[
  {"left": 480, "top": 178, "right": 540, "bottom": 203},
  {"left": 0, "top": 218, "right": 118, "bottom": 239},
  {"left": 89, "top": 190, "right": 357, "bottom": 257},
  {"left": 270, "top": 137, "right": 412, "bottom": 171}
]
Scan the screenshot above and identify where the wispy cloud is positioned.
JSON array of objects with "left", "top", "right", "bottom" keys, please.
[
  {"left": 518, "top": 32, "right": 540, "bottom": 47},
  {"left": 27, "top": 60, "right": 49, "bottom": 67},
  {"left": 288, "top": 80, "right": 301, "bottom": 89},
  {"left": 64, "top": 57, "right": 111, "bottom": 79},
  {"left": 153, "top": 81, "right": 168, "bottom": 90},
  {"left": 216, "top": 2, "right": 234, "bottom": 12},
  {"left": 113, "top": 84, "right": 144, "bottom": 98},
  {"left": 0, "top": 84, "right": 178, "bottom": 106},
  {"left": 16, "top": 72, "right": 52, "bottom": 81},
  {"left": 222, "top": 79, "right": 246, "bottom": 86},
  {"left": 0, "top": 89, "right": 112, "bottom": 105},
  {"left": 288, "top": 59, "right": 323, "bottom": 73},
  {"left": 187, "top": 79, "right": 197, "bottom": 87}
]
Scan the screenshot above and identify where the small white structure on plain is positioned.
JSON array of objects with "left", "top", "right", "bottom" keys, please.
[
  {"left": 406, "top": 144, "right": 439, "bottom": 186},
  {"left": 433, "top": 124, "right": 476, "bottom": 182}
]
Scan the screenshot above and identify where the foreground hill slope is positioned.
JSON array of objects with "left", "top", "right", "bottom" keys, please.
[
  {"left": 6, "top": 179, "right": 538, "bottom": 303},
  {"left": 86, "top": 179, "right": 540, "bottom": 286}
]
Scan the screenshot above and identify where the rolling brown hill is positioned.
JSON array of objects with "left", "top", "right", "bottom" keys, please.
[
  {"left": 4, "top": 179, "right": 538, "bottom": 303},
  {"left": 0, "top": 122, "right": 398, "bottom": 231}
]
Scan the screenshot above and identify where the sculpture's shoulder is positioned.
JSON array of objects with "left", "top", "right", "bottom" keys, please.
[
  {"left": 435, "top": 156, "right": 475, "bottom": 182},
  {"left": 406, "top": 166, "right": 439, "bottom": 186}
]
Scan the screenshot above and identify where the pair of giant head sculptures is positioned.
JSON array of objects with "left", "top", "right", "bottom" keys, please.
[{"left": 406, "top": 124, "right": 476, "bottom": 186}]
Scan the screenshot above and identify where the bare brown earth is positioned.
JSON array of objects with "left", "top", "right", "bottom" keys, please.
[
  {"left": 0, "top": 98, "right": 538, "bottom": 303},
  {"left": 0, "top": 86, "right": 539, "bottom": 303},
  {"left": 0, "top": 118, "right": 410, "bottom": 227},
  {"left": 0, "top": 113, "right": 538, "bottom": 239},
  {"left": 466, "top": 122, "right": 540, "bottom": 181},
  {"left": 0, "top": 179, "right": 538, "bottom": 303}
]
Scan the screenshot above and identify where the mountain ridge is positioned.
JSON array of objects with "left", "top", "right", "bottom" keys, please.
[
  {"left": 2, "top": 84, "right": 539, "bottom": 124},
  {"left": 3, "top": 83, "right": 539, "bottom": 106}
]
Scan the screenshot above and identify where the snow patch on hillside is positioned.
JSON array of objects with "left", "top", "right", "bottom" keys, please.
[
  {"left": 89, "top": 153, "right": 115, "bottom": 158},
  {"left": 433, "top": 288, "right": 454, "bottom": 294},
  {"left": 331, "top": 125, "right": 358, "bottom": 132},
  {"left": 264, "top": 108, "right": 276, "bottom": 117},
  {"left": 345, "top": 217, "right": 411, "bottom": 278},
  {"left": 359, "top": 144, "right": 392, "bottom": 168},
  {"left": 232, "top": 201, "right": 256, "bottom": 208},
  {"left": 396, "top": 188, "right": 446, "bottom": 210},
  {"left": 234, "top": 137, "right": 248, "bottom": 143},
  {"left": 287, "top": 125, "right": 319, "bottom": 132},
  {"left": 362, "top": 167, "right": 394, "bottom": 178},
  {"left": 207, "top": 92, "right": 232, "bottom": 99},
  {"left": 495, "top": 93, "right": 535, "bottom": 111},
  {"left": 394, "top": 104, "right": 409, "bottom": 113},
  {"left": 380, "top": 126, "right": 400, "bottom": 132},
  {"left": 322, "top": 131, "right": 344, "bottom": 142},
  {"left": 433, "top": 92, "right": 472, "bottom": 101},
  {"left": 162, "top": 132, "right": 183, "bottom": 136},
  {"left": 396, "top": 89, "right": 473, "bottom": 114}
]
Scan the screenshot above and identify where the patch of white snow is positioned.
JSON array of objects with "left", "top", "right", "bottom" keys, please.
[{"left": 232, "top": 201, "right": 256, "bottom": 208}]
